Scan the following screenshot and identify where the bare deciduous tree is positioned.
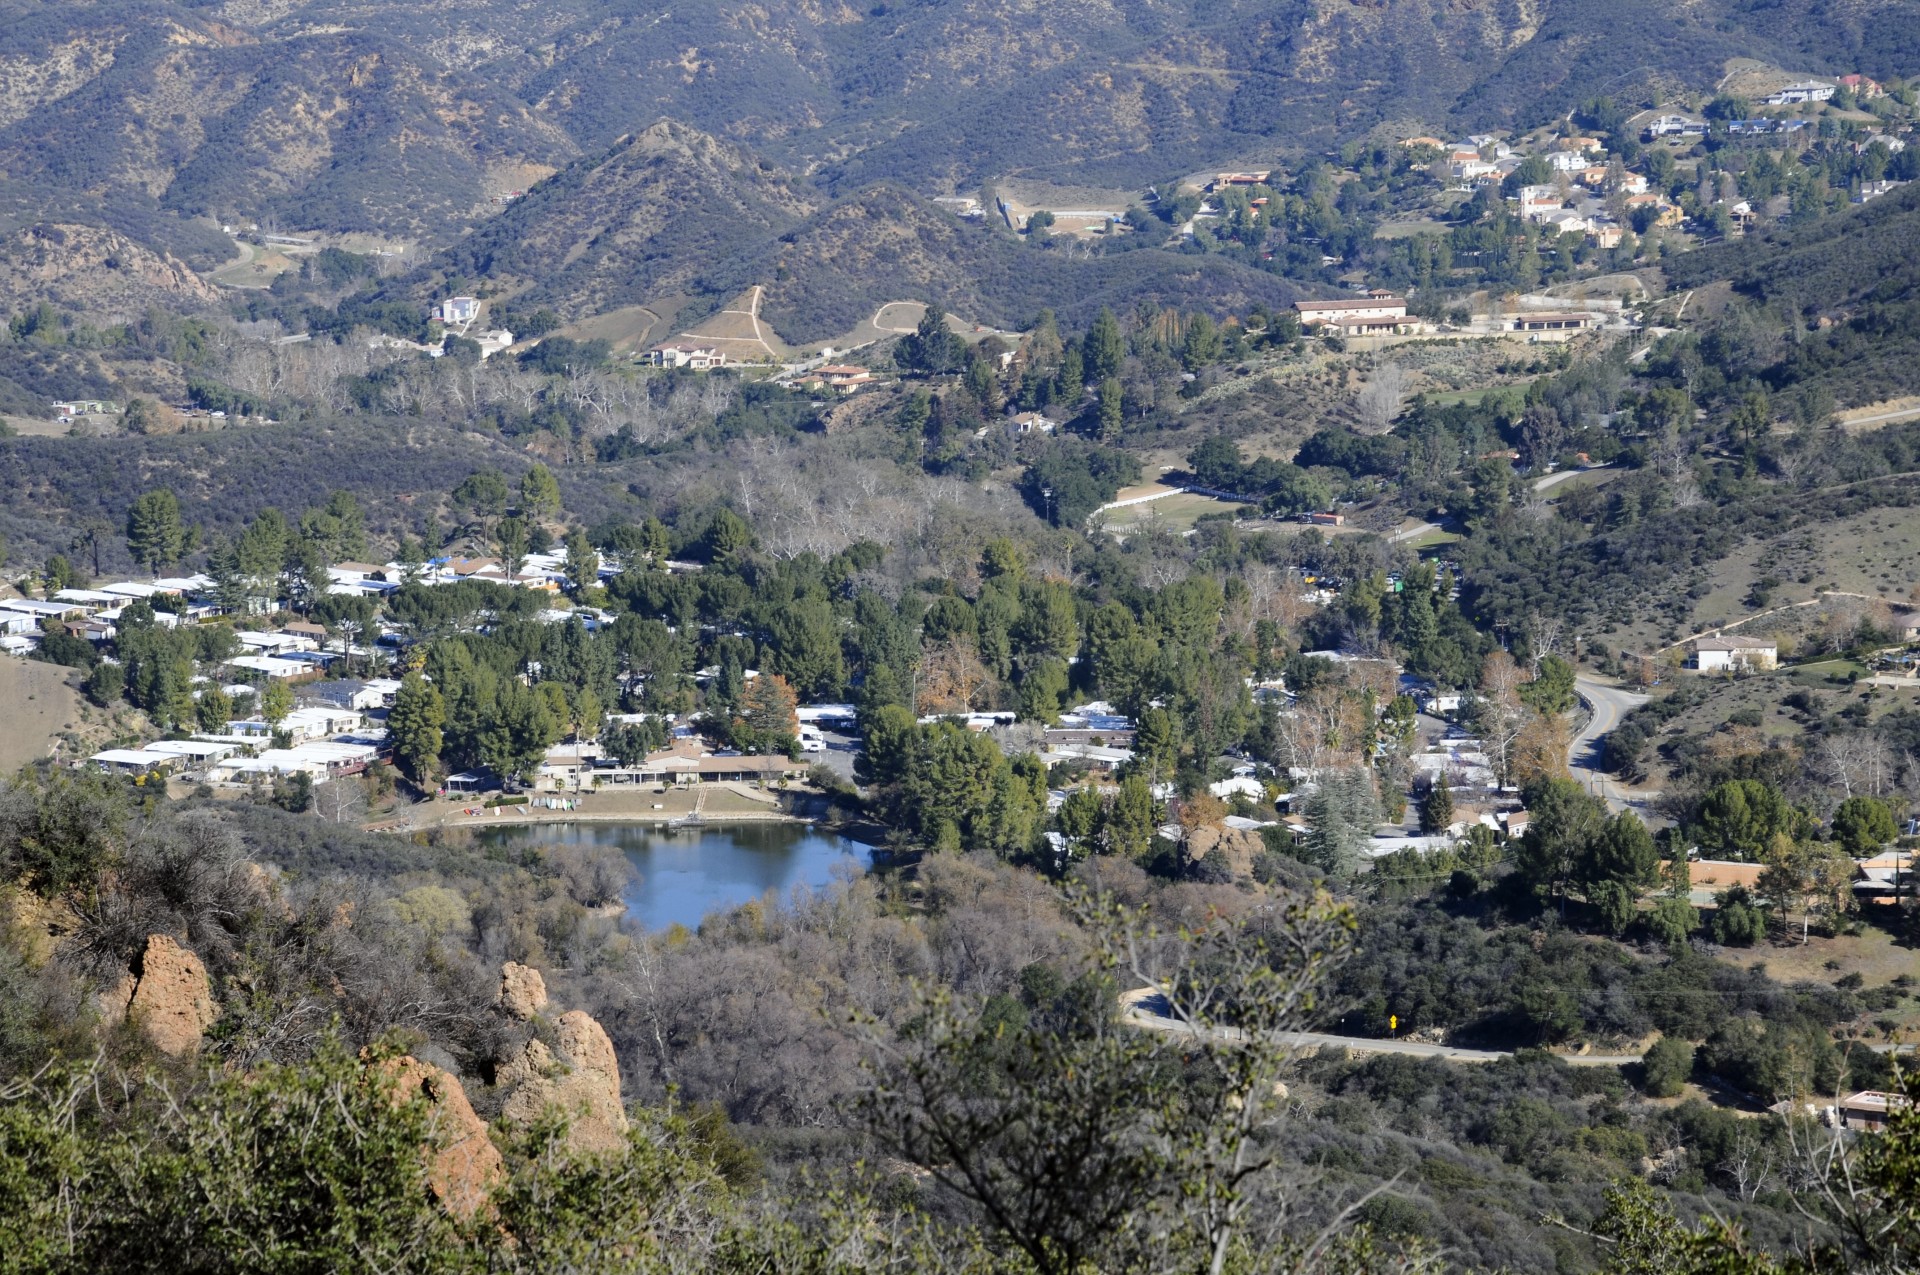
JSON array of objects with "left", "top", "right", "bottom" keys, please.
[{"left": 1352, "top": 363, "right": 1411, "bottom": 434}]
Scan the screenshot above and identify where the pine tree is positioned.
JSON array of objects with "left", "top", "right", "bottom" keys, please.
[
  {"left": 126, "top": 489, "right": 186, "bottom": 573},
  {"left": 1084, "top": 307, "right": 1125, "bottom": 382},
  {"left": 388, "top": 673, "right": 445, "bottom": 782},
  {"left": 1098, "top": 378, "right": 1123, "bottom": 442},
  {"left": 1419, "top": 773, "right": 1455, "bottom": 834}
]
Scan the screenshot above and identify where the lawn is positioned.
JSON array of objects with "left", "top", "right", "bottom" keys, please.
[{"left": 1101, "top": 491, "right": 1249, "bottom": 535}]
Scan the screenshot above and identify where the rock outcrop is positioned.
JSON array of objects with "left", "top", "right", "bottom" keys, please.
[
  {"left": 495, "top": 967, "right": 628, "bottom": 1155},
  {"left": 103, "top": 934, "right": 219, "bottom": 1055},
  {"left": 497, "top": 961, "right": 548, "bottom": 1020},
  {"left": 1183, "top": 824, "right": 1265, "bottom": 878},
  {"left": 377, "top": 1056, "right": 503, "bottom": 1219}
]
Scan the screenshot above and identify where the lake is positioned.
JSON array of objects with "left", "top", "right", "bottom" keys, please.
[{"left": 475, "top": 821, "right": 869, "bottom": 931}]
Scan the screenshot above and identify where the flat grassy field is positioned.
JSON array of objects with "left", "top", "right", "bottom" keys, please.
[{"left": 1100, "top": 490, "right": 1247, "bottom": 534}]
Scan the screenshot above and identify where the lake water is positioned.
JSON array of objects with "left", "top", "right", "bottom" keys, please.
[{"left": 475, "top": 821, "right": 869, "bottom": 931}]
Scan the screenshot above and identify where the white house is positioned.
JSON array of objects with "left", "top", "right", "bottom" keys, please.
[
  {"left": 89, "top": 748, "right": 178, "bottom": 775},
  {"left": 1294, "top": 296, "right": 1413, "bottom": 336},
  {"left": 1645, "top": 114, "right": 1708, "bottom": 139},
  {"left": 648, "top": 343, "right": 729, "bottom": 370},
  {"left": 1762, "top": 81, "right": 1835, "bottom": 105},
  {"left": 437, "top": 297, "right": 480, "bottom": 326},
  {"left": 1692, "top": 636, "right": 1779, "bottom": 672}
]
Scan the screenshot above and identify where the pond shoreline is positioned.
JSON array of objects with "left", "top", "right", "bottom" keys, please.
[
  {"left": 365, "top": 784, "right": 835, "bottom": 833},
  {"left": 468, "top": 819, "right": 874, "bottom": 931}
]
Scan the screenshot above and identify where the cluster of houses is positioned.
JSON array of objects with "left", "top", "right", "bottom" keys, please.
[{"left": 89, "top": 689, "right": 393, "bottom": 787}]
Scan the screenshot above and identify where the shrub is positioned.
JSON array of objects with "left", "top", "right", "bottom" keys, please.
[{"left": 1640, "top": 1036, "right": 1694, "bottom": 1098}]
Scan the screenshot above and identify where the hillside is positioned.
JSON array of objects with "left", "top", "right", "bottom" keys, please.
[
  {"left": 434, "top": 121, "right": 818, "bottom": 319},
  {"left": 0, "top": 222, "right": 224, "bottom": 321},
  {"left": 1663, "top": 185, "right": 1920, "bottom": 408},
  {"left": 0, "top": 0, "right": 1910, "bottom": 260},
  {"left": 700, "top": 186, "right": 1313, "bottom": 341},
  {"left": 0, "top": 5, "right": 577, "bottom": 244}
]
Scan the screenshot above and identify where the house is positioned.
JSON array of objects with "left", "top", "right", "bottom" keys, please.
[
  {"left": 812, "top": 364, "right": 875, "bottom": 391},
  {"left": 1645, "top": 113, "right": 1708, "bottom": 139},
  {"left": 1, "top": 598, "right": 91, "bottom": 623},
  {"left": 1294, "top": 296, "right": 1410, "bottom": 336},
  {"left": 1518, "top": 185, "right": 1565, "bottom": 218},
  {"left": 473, "top": 330, "right": 516, "bottom": 360},
  {"left": 1545, "top": 151, "right": 1592, "bottom": 173},
  {"left": 1211, "top": 171, "right": 1271, "bottom": 190},
  {"left": 278, "top": 706, "right": 366, "bottom": 742},
  {"left": 52, "top": 399, "right": 117, "bottom": 418},
  {"left": 299, "top": 680, "right": 389, "bottom": 712},
  {"left": 1854, "top": 180, "right": 1909, "bottom": 204},
  {"left": 1761, "top": 81, "right": 1835, "bottom": 105},
  {"left": 437, "top": 297, "right": 480, "bottom": 326},
  {"left": 1728, "top": 118, "right": 1812, "bottom": 136},
  {"left": 1450, "top": 160, "right": 1500, "bottom": 182},
  {"left": 211, "top": 741, "right": 380, "bottom": 784},
  {"left": 89, "top": 748, "right": 178, "bottom": 776},
  {"left": 1839, "top": 74, "right": 1885, "bottom": 99},
  {"left": 1589, "top": 222, "right": 1626, "bottom": 250},
  {"left": 1511, "top": 312, "right": 1597, "bottom": 332},
  {"left": 1626, "top": 194, "right": 1683, "bottom": 227},
  {"left": 144, "top": 739, "right": 240, "bottom": 766},
  {"left": 647, "top": 343, "right": 729, "bottom": 370},
  {"left": 1835, "top": 1090, "right": 1910, "bottom": 1132},
  {"left": 1892, "top": 610, "right": 1920, "bottom": 642},
  {"left": 1036, "top": 744, "right": 1135, "bottom": 776},
  {"left": 1537, "top": 210, "right": 1595, "bottom": 238},
  {"left": 1399, "top": 136, "right": 1445, "bottom": 150},
  {"left": 1004, "top": 411, "right": 1058, "bottom": 436},
  {"left": 1301, "top": 511, "right": 1345, "bottom": 526},
  {"left": 1692, "top": 636, "right": 1779, "bottom": 672}
]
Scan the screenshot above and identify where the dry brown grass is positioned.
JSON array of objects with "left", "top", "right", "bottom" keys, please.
[{"left": 0, "top": 658, "right": 87, "bottom": 770}]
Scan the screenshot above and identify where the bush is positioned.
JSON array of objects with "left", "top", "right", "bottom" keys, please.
[
  {"left": 1644, "top": 896, "right": 1698, "bottom": 949},
  {"left": 1640, "top": 1036, "right": 1694, "bottom": 1098},
  {"left": 1710, "top": 887, "right": 1767, "bottom": 946}
]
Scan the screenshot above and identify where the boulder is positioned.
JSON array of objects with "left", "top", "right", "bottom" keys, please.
[
  {"left": 497, "top": 961, "right": 548, "bottom": 1020},
  {"left": 499, "top": 1009, "right": 629, "bottom": 1155},
  {"left": 122, "top": 934, "right": 218, "bottom": 1056},
  {"left": 1183, "top": 824, "right": 1264, "bottom": 878},
  {"left": 377, "top": 1056, "right": 503, "bottom": 1219}
]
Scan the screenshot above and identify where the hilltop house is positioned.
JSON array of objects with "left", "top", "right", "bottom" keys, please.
[
  {"left": 437, "top": 297, "right": 480, "bottom": 326},
  {"left": 1839, "top": 74, "right": 1885, "bottom": 99}
]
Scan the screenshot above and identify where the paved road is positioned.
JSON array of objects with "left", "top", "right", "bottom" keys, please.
[
  {"left": 1121, "top": 991, "right": 1637, "bottom": 1067},
  {"left": 1572, "top": 676, "right": 1654, "bottom": 812}
]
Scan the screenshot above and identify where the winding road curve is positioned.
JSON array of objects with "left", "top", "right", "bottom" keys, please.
[
  {"left": 1571, "top": 676, "right": 1656, "bottom": 813},
  {"left": 1120, "top": 990, "right": 1640, "bottom": 1068}
]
